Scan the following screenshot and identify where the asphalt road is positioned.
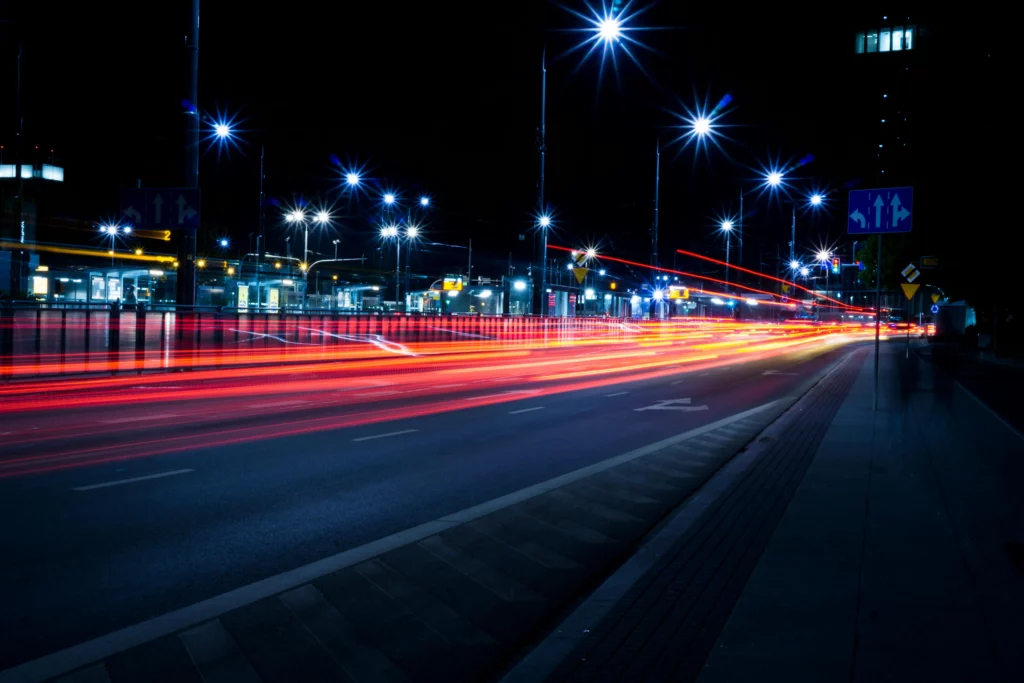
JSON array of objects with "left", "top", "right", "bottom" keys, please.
[{"left": 0, "top": 338, "right": 860, "bottom": 671}]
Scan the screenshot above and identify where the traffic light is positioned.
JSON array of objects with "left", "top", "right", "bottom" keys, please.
[{"left": 831, "top": 257, "right": 840, "bottom": 274}]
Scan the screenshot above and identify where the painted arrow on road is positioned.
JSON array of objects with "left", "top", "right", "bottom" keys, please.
[{"left": 634, "top": 397, "right": 708, "bottom": 412}]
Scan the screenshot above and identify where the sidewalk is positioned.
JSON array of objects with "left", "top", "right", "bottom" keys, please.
[{"left": 507, "top": 343, "right": 1024, "bottom": 682}]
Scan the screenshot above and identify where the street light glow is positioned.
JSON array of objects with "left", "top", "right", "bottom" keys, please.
[
  {"left": 810, "top": 193, "right": 823, "bottom": 205},
  {"left": 816, "top": 249, "right": 830, "bottom": 262},
  {"left": 693, "top": 117, "right": 711, "bottom": 136},
  {"left": 599, "top": 269, "right": 606, "bottom": 276},
  {"left": 381, "top": 225, "right": 399, "bottom": 238},
  {"left": 286, "top": 210, "right": 305, "bottom": 223},
  {"left": 598, "top": 15, "right": 622, "bottom": 43},
  {"left": 383, "top": 193, "right": 396, "bottom": 205},
  {"left": 316, "top": 211, "right": 330, "bottom": 224},
  {"left": 406, "top": 226, "right": 419, "bottom": 238},
  {"left": 800, "top": 267, "right": 810, "bottom": 276},
  {"left": 419, "top": 196, "right": 430, "bottom": 207},
  {"left": 721, "top": 220, "right": 733, "bottom": 232},
  {"left": 346, "top": 172, "right": 360, "bottom": 187},
  {"left": 766, "top": 171, "right": 783, "bottom": 186},
  {"left": 789, "top": 260, "right": 800, "bottom": 270},
  {"left": 219, "top": 238, "right": 229, "bottom": 248},
  {"left": 214, "top": 123, "right": 231, "bottom": 139},
  {"left": 539, "top": 215, "right": 551, "bottom": 228},
  {"left": 586, "top": 248, "right": 597, "bottom": 259}
]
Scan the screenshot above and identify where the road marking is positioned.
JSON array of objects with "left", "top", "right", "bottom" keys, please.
[
  {"left": 246, "top": 399, "right": 309, "bottom": 409},
  {"left": 351, "top": 429, "right": 419, "bottom": 442},
  {"left": 763, "top": 369, "right": 798, "bottom": 376},
  {"left": 465, "top": 390, "right": 539, "bottom": 401},
  {"left": 699, "top": 372, "right": 710, "bottom": 377},
  {"left": 99, "top": 413, "right": 179, "bottom": 424},
  {"left": 508, "top": 406, "right": 546, "bottom": 415},
  {"left": 635, "top": 397, "right": 709, "bottom": 413},
  {"left": 671, "top": 380, "right": 685, "bottom": 385},
  {"left": 605, "top": 391, "right": 629, "bottom": 397},
  {"left": 0, "top": 400, "right": 782, "bottom": 683},
  {"left": 73, "top": 469, "right": 194, "bottom": 491}
]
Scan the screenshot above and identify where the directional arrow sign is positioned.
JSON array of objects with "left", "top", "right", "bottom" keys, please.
[
  {"left": 120, "top": 188, "right": 200, "bottom": 229},
  {"left": 848, "top": 187, "right": 913, "bottom": 235},
  {"left": 634, "top": 397, "right": 709, "bottom": 412}
]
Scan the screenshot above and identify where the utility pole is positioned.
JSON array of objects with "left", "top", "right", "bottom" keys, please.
[
  {"left": 177, "top": 0, "right": 200, "bottom": 306},
  {"left": 10, "top": 40, "right": 25, "bottom": 297},
  {"left": 652, "top": 139, "right": 660, "bottom": 269},
  {"left": 254, "top": 143, "right": 264, "bottom": 310},
  {"left": 467, "top": 239, "right": 472, "bottom": 285},
  {"left": 738, "top": 188, "right": 744, "bottom": 272},
  {"left": 537, "top": 46, "right": 548, "bottom": 317}
]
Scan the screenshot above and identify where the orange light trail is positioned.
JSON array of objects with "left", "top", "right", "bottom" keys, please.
[
  {"left": 0, "top": 317, "right": 892, "bottom": 478},
  {"left": 546, "top": 244, "right": 858, "bottom": 311}
]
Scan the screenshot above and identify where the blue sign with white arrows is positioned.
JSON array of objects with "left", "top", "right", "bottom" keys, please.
[
  {"left": 847, "top": 186, "right": 913, "bottom": 235},
  {"left": 120, "top": 188, "right": 200, "bottom": 229}
]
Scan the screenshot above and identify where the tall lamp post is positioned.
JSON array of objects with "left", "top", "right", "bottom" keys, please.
[{"left": 720, "top": 220, "right": 733, "bottom": 290}]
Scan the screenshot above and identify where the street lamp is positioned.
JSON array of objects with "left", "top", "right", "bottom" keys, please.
[
  {"left": 345, "top": 172, "right": 360, "bottom": 188},
  {"left": 810, "top": 193, "right": 823, "bottom": 206},
  {"left": 720, "top": 220, "right": 733, "bottom": 289},
  {"left": 537, "top": 214, "right": 552, "bottom": 316},
  {"left": 419, "top": 196, "right": 430, "bottom": 207},
  {"left": 383, "top": 193, "right": 396, "bottom": 206}
]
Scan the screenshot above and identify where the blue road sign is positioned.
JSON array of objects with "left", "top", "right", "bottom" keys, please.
[
  {"left": 847, "top": 186, "right": 912, "bottom": 235},
  {"left": 120, "top": 188, "right": 200, "bottom": 229},
  {"left": 931, "top": 304, "right": 940, "bottom": 314}
]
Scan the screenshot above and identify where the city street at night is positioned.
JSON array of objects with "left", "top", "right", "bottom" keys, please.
[{"left": 2, "top": 3, "right": 1019, "bottom": 683}]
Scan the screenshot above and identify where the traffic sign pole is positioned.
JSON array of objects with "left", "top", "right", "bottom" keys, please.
[
  {"left": 874, "top": 235, "right": 882, "bottom": 411},
  {"left": 906, "top": 294, "right": 911, "bottom": 359}
]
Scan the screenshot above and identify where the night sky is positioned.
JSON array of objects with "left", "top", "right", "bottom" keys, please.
[{"left": 2, "top": 4, "right": 1010, "bottom": 292}]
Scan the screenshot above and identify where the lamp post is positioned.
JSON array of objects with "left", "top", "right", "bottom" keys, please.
[
  {"left": 720, "top": 220, "right": 733, "bottom": 290},
  {"left": 538, "top": 214, "right": 551, "bottom": 316}
]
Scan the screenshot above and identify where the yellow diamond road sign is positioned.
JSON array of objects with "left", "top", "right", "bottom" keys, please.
[
  {"left": 901, "top": 263, "right": 920, "bottom": 283},
  {"left": 572, "top": 251, "right": 588, "bottom": 266},
  {"left": 900, "top": 283, "right": 920, "bottom": 300}
]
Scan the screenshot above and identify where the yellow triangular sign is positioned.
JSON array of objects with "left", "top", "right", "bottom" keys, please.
[
  {"left": 931, "top": 293, "right": 940, "bottom": 304},
  {"left": 573, "top": 267, "right": 588, "bottom": 284},
  {"left": 900, "top": 283, "right": 920, "bottom": 300},
  {"left": 781, "top": 284, "right": 790, "bottom": 293}
]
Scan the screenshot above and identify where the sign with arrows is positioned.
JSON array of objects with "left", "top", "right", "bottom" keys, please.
[
  {"left": 120, "top": 188, "right": 200, "bottom": 229},
  {"left": 847, "top": 187, "right": 913, "bottom": 235}
]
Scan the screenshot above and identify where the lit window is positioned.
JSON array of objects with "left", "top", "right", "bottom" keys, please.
[
  {"left": 904, "top": 26, "right": 915, "bottom": 50},
  {"left": 866, "top": 31, "right": 878, "bottom": 52},
  {"left": 892, "top": 27, "right": 904, "bottom": 50},
  {"left": 855, "top": 32, "right": 865, "bottom": 53},
  {"left": 880, "top": 29, "right": 891, "bottom": 52}
]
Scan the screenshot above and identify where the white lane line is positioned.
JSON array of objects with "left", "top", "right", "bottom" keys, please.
[
  {"left": 508, "top": 406, "right": 546, "bottom": 415},
  {"left": 671, "top": 380, "right": 685, "bottom": 385},
  {"left": 699, "top": 372, "right": 710, "bottom": 377},
  {"left": 351, "top": 429, "right": 418, "bottom": 442},
  {"left": 246, "top": 399, "right": 309, "bottom": 409},
  {"left": 73, "top": 469, "right": 194, "bottom": 492},
  {"left": 605, "top": 391, "right": 629, "bottom": 397},
  {"left": 99, "top": 413, "right": 179, "bottom": 424},
  {"left": 7, "top": 400, "right": 782, "bottom": 683}
]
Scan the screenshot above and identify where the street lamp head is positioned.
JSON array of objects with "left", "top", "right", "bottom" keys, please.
[
  {"left": 286, "top": 210, "right": 305, "bottom": 223},
  {"left": 300, "top": 263, "right": 308, "bottom": 272},
  {"left": 219, "top": 238, "right": 229, "bottom": 248},
  {"left": 800, "top": 267, "right": 810, "bottom": 276},
  {"left": 816, "top": 249, "right": 830, "bottom": 263},
  {"left": 332, "top": 239, "right": 340, "bottom": 245},
  {"left": 383, "top": 193, "right": 396, "bottom": 205},
  {"left": 598, "top": 15, "right": 622, "bottom": 43},
  {"left": 214, "top": 123, "right": 231, "bottom": 139},
  {"left": 721, "top": 220, "right": 733, "bottom": 232},
  {"left": 406, "top": 226, "right": 419, "bottom": 238},
  {"left": 345, "top": 172, "right": 360, "bottom": 187},
  {"left": 381, "top": 225, "right": 399, "bottom": 238},
  {"left": 766, "top": 171, "right": 783, "bottom": 187},
  {"left": 316, "top": 210, "right": 330, "bottom": 224},
  {"left": 197, "top": 259, "right": 206, "bottom": 268},
  {"left": 123, "top": 226, "right": 132, "bottom": 234},
  {"left": 810, "top": 193, "right": 823, "bottom": 206},
  {"left": 693, "top": 117, "right": 711, "bottom": 136},
  {"left": 539, "top": 215, "right": 551, "bottom": 228},
  {"left": 789, "top": 260, "right": 800, "bottom": 270},
  {"left": 599, "top": 269, "right": 606, "bottom": 276},
  {"left": 586, "top": 248, "right": 597, "bottom": 259},
  {"left": 419, "top": 196, "right": 430, "bottom": 207}
]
